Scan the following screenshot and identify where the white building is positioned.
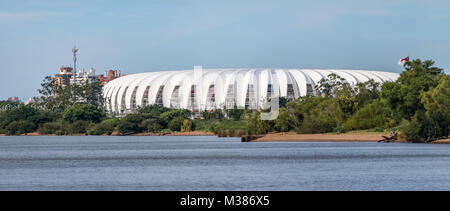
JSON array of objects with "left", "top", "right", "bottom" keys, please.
[
  {"left": 103, "top": 68, "right": 399, "bottom": 115},
  {"left": 70, "top": 68, "right": 97, "bottom": 85}
]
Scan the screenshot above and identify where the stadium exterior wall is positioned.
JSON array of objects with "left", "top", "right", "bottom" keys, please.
[{"left": 102, "top": 69, "right": 399, "bottom": 115}]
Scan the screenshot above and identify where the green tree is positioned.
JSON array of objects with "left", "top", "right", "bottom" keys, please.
[
  {"left": 200, "top": 109, "right": 224, "bottom": 120},
  {"left": 246, "top": 111, "right": 269, "bottom": 135},
  {"left": 381, "top": 59, "right": 443, "bottom": 120},
  {"left": 274, "top": 108, "right": 292, "bottom": 132},
  {"left": 118, "top": 114, "right": 145, "bottom": 134},
  {"left": 345, "top": 99, "right": 394, "bottom": 130},
  {"left": 226, "top": 105, "right": 244, "bottom": 121},
  {"left": 181, "top": 119, "right": 194, "bottom": 132},
  {"left": 38, "top": 122, "right": 65, "bottom": 135},
  {"left": 354, "top": 79, "right": 380, "bottom": 108},
  {"left": 140, "top": 118, "right": 163, "bottom": 133},
  {"left": 38, "top": 76, "right": 105, "bottom": 111},
  {"left": 5, "top": 120, "right": 36, "bottom": 135},
  {"left": 66, "top": 120, "right": 90, "bottom": 134},
  {"left": 160, "top": 109, "right": 191, "bottom": 127},
  {"left": 62, "top": 104, "right": 105, "bottom": 123},
  {"left": 138, "top": 104, "right": 169, "bottom": 117},
  {"left": 315, "top": 74, "right": 354, "bottom": 97},
  {"left": 403, "top": 75, "right": 450, "bottom": 142},
  {"left": 168, "top": 116, "right": 186, "bottom": 131},
  {"left": 88, "top": 118, "right": 120, "bottom": 135}
]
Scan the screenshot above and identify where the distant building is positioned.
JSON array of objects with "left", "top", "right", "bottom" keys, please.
[
  {"left": 98, "top": 70, "right": 124, "bottom": 86},
  {"left": 6, "top": 97, "right": 20, "bottom": 103},
  {"left": 71, "top": 68, "right": 98, "bottom": 85},
  {"left": 53, "top": 47, "right": 124, "bottom": 92},
  {"left": 54, "top": 66, "right": 73, "bottom": 89},
  {"left": 24, "top": 97, "right": 38, "bottom": 105}
]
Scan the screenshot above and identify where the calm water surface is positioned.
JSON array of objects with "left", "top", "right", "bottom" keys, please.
[{"left": 1, "top": 136, "right": 450, "bottom": 190}]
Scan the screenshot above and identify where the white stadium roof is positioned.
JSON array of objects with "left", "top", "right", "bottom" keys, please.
[{"left": 103, "top": 68, "right": 399, "bottom": 114}]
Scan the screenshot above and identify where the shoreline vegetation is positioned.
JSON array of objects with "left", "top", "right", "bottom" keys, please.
[{"left": 1, "top": 59, "right": 449, "bottom": 143}]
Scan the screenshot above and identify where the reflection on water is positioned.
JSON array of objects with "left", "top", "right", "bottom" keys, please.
[{"left": 1, "top": 136, "right": 450, "bottom": 190}]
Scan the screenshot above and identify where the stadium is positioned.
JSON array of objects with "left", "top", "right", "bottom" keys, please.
[{"left": 103, "top": 68, "right": 399, "bottom": 115}]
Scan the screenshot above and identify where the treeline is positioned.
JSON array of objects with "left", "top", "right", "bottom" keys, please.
[
  {"left": 247, "top": 59, "right": 449, "bottom": 142},
  {"left": 0, "top": 102, "right": 247, "bottom": 136},
  {"left": 0, "top": 59, "right": 448, "bottom": 142}
]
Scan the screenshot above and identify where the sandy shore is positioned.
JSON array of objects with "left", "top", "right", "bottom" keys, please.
[
  {"left": 131, "top": 131, "right": 215, "bottom": 136},
  {"left": 253, "top": 132, "right": 393, "bottom": 142}
]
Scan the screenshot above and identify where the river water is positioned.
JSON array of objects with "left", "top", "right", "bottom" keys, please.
[{"left": 0, "top": 136, "right": 449, "bottom": 190}]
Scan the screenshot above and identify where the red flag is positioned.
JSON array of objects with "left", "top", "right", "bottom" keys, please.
[{"left": 398, "top": 56, "right": 409, "bottom": 66}]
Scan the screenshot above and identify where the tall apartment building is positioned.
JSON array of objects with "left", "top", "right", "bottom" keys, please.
[
  {"left": 54, "top": 66, "right": 74, "bottom": 89},
  {"left": 98, "top": 70, "right": 124, "bottom": 86}
]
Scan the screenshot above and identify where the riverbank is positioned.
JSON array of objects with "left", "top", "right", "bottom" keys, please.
[
  {"left": 252, "top": 132, "right": 450, "bottom": 143},
  {"left": 252, "top": 132, "right": 394, "bottom": 142},
  {"left": 4, "top": 131, "right": 449, "bottom": 143},
  {"left": 3, "top": 131, "right": 216, "bottom": 137},
  {"left": 130, "top": 131, "right": 215, "bottom": 136}
]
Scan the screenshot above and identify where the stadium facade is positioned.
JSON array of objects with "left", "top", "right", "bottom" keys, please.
[{"left": 103, "top": 68, "right": 399, "bottom": 115}]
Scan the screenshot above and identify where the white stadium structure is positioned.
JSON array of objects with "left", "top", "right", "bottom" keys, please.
[{"left": 103, "top": 68, "right": 399, "bottom": 115}]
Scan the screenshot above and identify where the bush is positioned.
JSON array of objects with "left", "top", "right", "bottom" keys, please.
[
  {"left": 87, "top": 118, "right": 120, "bottom": 135},
  {"left": 62, "top": 104, "right": 105, "bottom": 123},
  {"left": 181, "top": 119, "right": 194, "bottom": 132},
  {"left": 118, "top": 114, "right": 145, "bottom": 134},
  {"left": 344, "top": 100, "right": 394, "bottom": 130},
  {"left": 5, "top": 120, "right": 36, "bottom": 135},
  {"left": 38, "top": 122, "right": 65, "bottom": 135},
  {"left": 246, "top": 111, "right": 269, "bottom": 135},
  {"left": 402, "top": 120, "right": 422, "bottom": 142},
  {"left": 201, "top": 110, "right": 224, "bottom": 120},
  {"left": 168, "top": 116, "right": 185, "bottom": 131},
  {"left": 138, "top": 104, "right": 169, "bottom": 117},
  {"left": 66, "top": 120, "right": 90, "bottom": 134},
  {"left": 333, "top": 125, "right": 348, "bottom": 134},
  {"left": 140, "top": 118, "right": 163, "bottom": 133},
  {"left": 160, "top": 110, "right": 191, "bottom": 126},
  {"left": 55, "top": 130, "right": 65, "bottom": 136}
]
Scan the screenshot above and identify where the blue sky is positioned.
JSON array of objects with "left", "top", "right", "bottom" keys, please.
[{"left": 1, "top": 0, "right": 449, "bottom": 100}]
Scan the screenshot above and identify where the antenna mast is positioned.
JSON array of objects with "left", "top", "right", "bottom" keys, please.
[{"left": 72, "top": 46, "right": 78, "bottom": 72}]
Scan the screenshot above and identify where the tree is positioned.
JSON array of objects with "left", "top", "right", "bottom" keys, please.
[
  {"left": 226, "top": 105, "right": 244, "bottom": 121},
  {"left": 200, "top": 109, "right": 224, "bottom": 120},
  {"left": 181, "top": 119, "right": 194, "bottom": 132},
  {"left": 246, "top": 111, "right": 269, "bottom": 135},
  {"left": 37, "top": 76, "right": 55, "bottom": 107},
  {"left": 66, "top": 120, "right": 90, "bottom": 134},
  {"left": 345, "top": 99, "right": 394, "bottom": 130},
  {"left": 159, "top": 109, "right": 191, "bottom": 127},
  {"left": 140, "top": 118, "right": 163, "bottom": 133},
  {"left": 168, "top": 116, "right": 186, "bottom": 131},
  {"left": 354, "top": 79, "right": 380, "bottom": 108},
  {"left": 138, "top": 104, "right": 170, "bottom": 117},
  {"left": 38, "top": 76, "right": 105, "bottom": 111},
  {"left": 118, "top": 114, "right": 145, "bottom": 135},
  {"left": 5, "top": 120, "right": 36, "bottom": 135},
  {"left": 274, "top": 108, "right": 291, "bottom": 132},
  {"left": 315, "top": 74, "right": 354, "bottom": 97},
  {"left": 381, "top": 59, "right": 443, "bottom": 120},
  {"left": 38, "top": 122, "right": 64, "bottom": 135},
  {"left": 62, "top": 104, "right": 105, "bottom": 123},
  {"left": 403, "top": 75, "right": 450, "bottom": 142}
]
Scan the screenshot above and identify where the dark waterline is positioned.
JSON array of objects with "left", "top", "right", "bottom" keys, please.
[{"left": 1, "top": 136, "right": 450, "bottom": 190}]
